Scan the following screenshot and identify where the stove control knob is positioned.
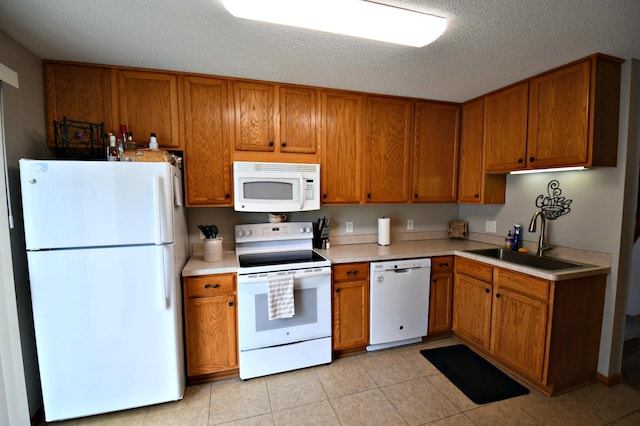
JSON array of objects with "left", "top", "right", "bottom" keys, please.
[
  {"left": 303, "top": 226, "right": 311, "bottom": 233},
  {"left": 237, "top": 230, "right": 246, "bottom": 237},
  {"left": 247, "top": 229, "right": 253, "bottom": 236}
]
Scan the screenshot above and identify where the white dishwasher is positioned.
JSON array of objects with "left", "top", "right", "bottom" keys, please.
[{"left": 367, "top": 258, "right": 431, "bottom": 351}]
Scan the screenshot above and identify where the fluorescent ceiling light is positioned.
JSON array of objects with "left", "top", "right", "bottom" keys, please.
[
  {"left": 510, "top": 166, "right": 587, "bottom": 175},
  {"left": 221, "top": 0, "right": 447, "bottom": 47}
]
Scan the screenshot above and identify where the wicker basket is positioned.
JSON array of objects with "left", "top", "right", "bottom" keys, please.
[{"left": 122, "top": 149, "right": 171, "bottom": 162}]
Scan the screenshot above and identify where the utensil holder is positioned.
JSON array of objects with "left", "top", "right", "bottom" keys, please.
[{"left": 203, "top": 238, "right": 223, "bottom": 263}]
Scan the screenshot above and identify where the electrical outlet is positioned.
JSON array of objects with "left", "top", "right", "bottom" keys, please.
[
  {"left": 407, "top": 219, "right": 414, "bottom": 231},
  {"left": 485, "top": 220, "right": 497, "bottom": 233},
  {"left": 346, "top": 221, "right": 353, "bottom": 233}
]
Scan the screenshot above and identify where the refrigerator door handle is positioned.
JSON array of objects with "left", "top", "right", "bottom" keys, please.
[
  {"left": 153, "top": 177, "right": 163, "bottom": 245},
  {"left": 159, "top": 245, "right": 174, "bottom": 310}
]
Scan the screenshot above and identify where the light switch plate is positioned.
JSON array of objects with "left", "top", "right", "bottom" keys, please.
[
  {"left": 407, "top": 219, "right": 414, "bottom": 230},
  {"left": 346, "top": 222, "right": 353, "bottom": 233},
  {"left": 485, "top": 220, "right": 497, "bottom": 233}
]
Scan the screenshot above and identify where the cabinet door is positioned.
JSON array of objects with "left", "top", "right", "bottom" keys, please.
[
  {"left": 279, "top": 86, "right": 318, "bottom": 154},
  {"left": 413, "top": 102, "right": 460, "bottom": 203},
  {"left": 483, "top": 83, "right": 528, "bottom": 173},
  {"left": 453, "top": 273, "right": 493, "bottom": 349},
  {"left": 429, "top": 272, "right": 453, "bottom": 334},
  {"left": 365, "top": 96, "right": 413, "bottom": 203},
  {"left": 333, "top": 280, "right": 369, "bottom": 350},
  {"left": 184, "top": 294, "right": 237, "bottom": 377},
  {"left": 320, "top": 90, "right": 365, "bottom": 204},
  {"left": 118, "top": 70, "right": 181, "bottom": 149},
  {"left": 232, "top": 81, "right": 276, "bottom": 152},
  {"left": 44, "top": 62, "right": 113, "bottom": 147},
  {"left": 458, "top": 98, "right": 506, "bottom": 204},
  {"left": 183, "top": 76, "right": 232, "bottom": 206},
  {"left": 528, "top": 61, "right": 590, "bottom": 168},
  {"left": 491, "top": 286, "right": 548, "bottom": 380}
]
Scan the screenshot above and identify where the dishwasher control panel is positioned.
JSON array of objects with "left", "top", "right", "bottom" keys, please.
[{"left": 370, "top": 258, "right": 431, "bottom": 271}]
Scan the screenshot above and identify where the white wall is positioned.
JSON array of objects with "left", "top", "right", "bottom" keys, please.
[
  {"left": 187, "top": 203, "right": 460, "bottom": 247},
  {"left": 0, "top": 29, "right": 51, "bottom": 418}
]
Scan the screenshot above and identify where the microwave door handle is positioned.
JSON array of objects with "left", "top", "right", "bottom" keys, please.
[{"left": 299, "top": 176, "right": 304, "bottom": 210}]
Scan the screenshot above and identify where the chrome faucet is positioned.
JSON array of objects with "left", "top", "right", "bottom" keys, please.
[{"left": 528, "top": 210, "right": 552, "bottom": 256}]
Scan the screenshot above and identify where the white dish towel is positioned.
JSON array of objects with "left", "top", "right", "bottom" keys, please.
[{"left": 268, "top": 274, "right": 295, "bottom": 320}]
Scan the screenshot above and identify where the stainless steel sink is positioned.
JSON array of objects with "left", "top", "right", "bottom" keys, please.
[{"left": 465, "top": 248, "right": 585, "bottom": 271}]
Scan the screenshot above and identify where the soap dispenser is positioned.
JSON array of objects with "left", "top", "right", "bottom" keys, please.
[
  {"left": 505, "top": 230, "right": 513, "bottom": 249},
  {"left": 512, "top": 224, "right": 522, "bottom": 251}
]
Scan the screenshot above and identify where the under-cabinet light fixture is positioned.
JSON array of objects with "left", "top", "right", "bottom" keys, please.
[
  {"left": 221, "top": 0, "right": 447, "bottom": 47},
  {"left": 510, "top": 166, "right": 587, "bottom": 175}
]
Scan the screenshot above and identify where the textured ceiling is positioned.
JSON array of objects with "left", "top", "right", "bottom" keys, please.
[{"left": 1, "top": 0, "right": 639, "bottom": 102}]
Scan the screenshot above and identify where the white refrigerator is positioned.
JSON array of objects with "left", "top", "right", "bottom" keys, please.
[{"left": 19, "top": 158, "right": 189, "bottom": 421}]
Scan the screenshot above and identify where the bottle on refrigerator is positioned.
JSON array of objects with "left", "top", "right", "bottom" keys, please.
[
  {"left": 149, "top": 133, "right": 158, "bottom": 150},
  {"left": 107, "top": 134, "right": 119, "bottom": 161}
]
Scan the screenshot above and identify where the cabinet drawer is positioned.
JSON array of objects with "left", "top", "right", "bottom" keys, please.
[
  {"left": 185, "top": 274, "right": 236, "bottom": 298},
  {"left": 494, "top": 268, "right": 550, "bottom": 301},
  {"left": 456, "top": 257, "right": 493, "bottom": 282},
  {"left": 431, "top": 256, "right": 454, "bottom": 273},
  {"left": 333, "top": 263, "right": 369, "bottom": 282}
]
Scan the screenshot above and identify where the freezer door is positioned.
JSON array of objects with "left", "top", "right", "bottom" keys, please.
[
  {"left": 19, "top": 159, "right": 175, "bottom": 249},
  {"left": 27, "top": 245, "right": 184, "bottom": 421}
]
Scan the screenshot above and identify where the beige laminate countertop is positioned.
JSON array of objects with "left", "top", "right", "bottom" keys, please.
[{"left": 182, "top": 239, "right": 611, "bottom": 281}]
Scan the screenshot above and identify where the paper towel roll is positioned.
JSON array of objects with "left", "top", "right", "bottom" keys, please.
[{"left": 378, "top": 217, "right": 391, "bottom": 246}]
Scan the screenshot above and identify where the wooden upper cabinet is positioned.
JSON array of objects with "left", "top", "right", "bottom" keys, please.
[
  {"left": 183, "top": 76, "right": 232, "bottom": 206},
  {"left": 365, "top": 96, "right": 413, "bottom": 203},
  {"left": 118, "top": 70, "right": 182, "bottom": 149},
  {"left": 44, "top": 62, "right": 114, "bottom": 147},
  {"left": 483, "top": 82, "right": 529, "bottom": 173},
  {"left": 412, "top": 102, "right": 460, "bottom": 203},
  {"left": 279, "top": 85, "right": 318, "bottom": 154},
  {"left": 528, "top": 55, "right": 622, "bottom": 169},
  {"left": 231, "top": 81, "right": 276, "bottom": 152},
  {"left": 458, "top": 98, "right": 506, "bottom": 204},
  {"left": 320, "top": 90, "right": 365, "bottom": 204}
]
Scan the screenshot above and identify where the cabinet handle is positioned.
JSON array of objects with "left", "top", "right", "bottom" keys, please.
[
  {"left": 228, "top": 301, "right": 234, "bottom": 307},
  {"left": 529, "top": 157, "right": 535, "bottom": 162},
  {"left": 269, "top": 141, "right": 274, "bottom": 147},
  {"left": 485, "top": 288, "right": 490, "bottom": 293},
  {"left": 414, "top": 193, "right": 419, "bottom": 198},
  {"left": 346, "top": 270, "right": 358, "bottom": 275},
  {"left": 432, "top": 278, "right": 437, "bottom": 283},
  {"left": 205, "top": 283, "right": 220, "bottom": 289},
  {"left": 438, "top": 262, "right": 448, "bottom": 267},
  {"left": 518, "top": 158, "right": 524, "bottom": 163},
  {"left": 336, "top": 288, "right": 340, "bottom": 293},
  {"left": 323, "top": 193, "right": 327, "bottom": 199},
  {"left": 367, "top": 193, "right": 372, "bottom": 199},
  {"left": 474, "top": 194, "right": 479, "bottom": 198},
  {"left": 281, "top": 142, "right": 287, "bottom": 147},
  {"left": 496, "top": 293, "right": 501, "bottom": 298},
  {"left": 225, "top": 193, "right": 230, "bottom": 199}
]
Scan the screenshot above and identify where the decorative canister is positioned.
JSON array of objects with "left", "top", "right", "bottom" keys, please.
[{"left": 203, "top": 237, "right": 223, "bottom": 263}]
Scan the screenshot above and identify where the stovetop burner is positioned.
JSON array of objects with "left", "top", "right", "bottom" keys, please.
[{"left": 238, "top": 250, "right": 326, "bottom": 268}]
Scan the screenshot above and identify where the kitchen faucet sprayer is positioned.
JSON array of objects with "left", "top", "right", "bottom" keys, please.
[{"left": 529, "top": 210, "right": 552, "bottom": 256}]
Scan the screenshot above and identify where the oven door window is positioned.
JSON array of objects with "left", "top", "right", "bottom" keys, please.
[{"left": 237, "top": 272, "right": 331, "bottom": 351}]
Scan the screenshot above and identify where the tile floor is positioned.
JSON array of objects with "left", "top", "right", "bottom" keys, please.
[{"left": 45, "top": 337, "right": 640, "bottom": 425}]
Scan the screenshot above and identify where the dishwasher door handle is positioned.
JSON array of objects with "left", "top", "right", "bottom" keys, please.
[{"left": 392, "top": 268, "right": 412, "bottom": 274}]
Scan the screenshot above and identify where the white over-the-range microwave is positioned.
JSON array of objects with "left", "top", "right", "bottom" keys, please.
[{"left": 233, "top": 161, "right": 321, "bottom": 212}]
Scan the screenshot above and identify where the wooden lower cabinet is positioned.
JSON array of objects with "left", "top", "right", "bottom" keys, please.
[
  {"left": 183, "top": 273, "right": 238, "bottom": 381},
  {"left": 453, "top": 256, "right": 607, "bottom": 395},
  {"left": 428, "top": 256, "right": 454, "bottom": 335},
  {"left": 332, "top": 263, "right": 369, "bottom": 354}
]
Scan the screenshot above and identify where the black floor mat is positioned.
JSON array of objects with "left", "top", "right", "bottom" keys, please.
[{"left": 420, "top": 344, "right": 529, "bottom": 404}]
